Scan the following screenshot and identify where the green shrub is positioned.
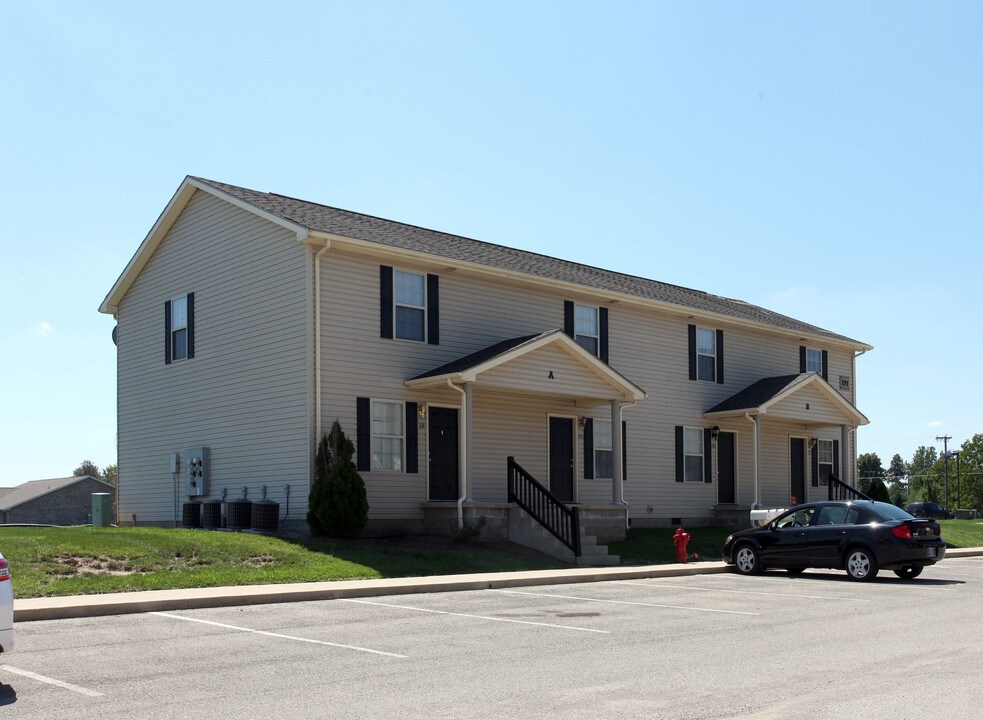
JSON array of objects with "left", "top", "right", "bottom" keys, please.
[{"left": 307, "top": 421, "right": 369, "bottom": 537}]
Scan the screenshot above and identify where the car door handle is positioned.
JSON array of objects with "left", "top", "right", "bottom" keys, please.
[
  {"left": 835, "top": 531, "right": 847, "bottom": 535},
  {"left": 795, "top": 532, "right": 806, "bottom": 537}
]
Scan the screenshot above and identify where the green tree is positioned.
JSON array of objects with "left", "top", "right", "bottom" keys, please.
[
  {"left": 73, "top": 460, "right": 101, "bottom": 478},
  {"left": 887, "top": 454, "right": 909, "bottom": 487},
  {"left": 102, "top": 464, "right": 118, "bottom": 486},
  {"left": 909, "top": 446, "right": 942, "bottom": 503},
  {"left": 857, "top": 452, "right": 890, "bottom": 502},
  {"left": 956, "top": 434, "right": 983, "bottom": 511},
  {"left": 307, "top": 420, "right": 369, "bottom": 537}
]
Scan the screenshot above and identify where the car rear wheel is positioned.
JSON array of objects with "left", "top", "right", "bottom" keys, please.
[
  {"left": 893, "top": 565, "right": 923, "bottom": 580},
  {"left": 734, "top": 543, "right": 762, "bottom": 575},
  {"left": 845, "top": 547, "right": 879, "bottom": 581}
]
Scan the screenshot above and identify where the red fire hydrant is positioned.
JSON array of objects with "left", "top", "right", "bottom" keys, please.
[{"left": 673, "top": 527, "right": 690, "bottom": 563}]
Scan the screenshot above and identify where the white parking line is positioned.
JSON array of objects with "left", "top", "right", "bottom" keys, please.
[
  {"left": 0, "top": 665, "right": 104, "bottom": 697},
  {"left": 341, "top": 598, "right": 610, "bottom": 633},
  {"left": 151, "top": 612, "right": 407, "bottom": 658},
  {"left": 614, "top": 580, "right": 870, "bottom": 602},
  {"left": 489, "top": 589, "right": 759, "bottom": 616}
]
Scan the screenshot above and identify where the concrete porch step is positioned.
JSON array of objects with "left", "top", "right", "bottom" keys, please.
[{"left": 508, "top": 508, "right": 620, "bottom": 567}]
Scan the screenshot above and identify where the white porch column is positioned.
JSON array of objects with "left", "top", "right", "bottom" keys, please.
[
  {"left": 464, "top": 381, "right": 474, "bottom": 502},
  {"left": 841, "top": 424, "right": 851, "bottom": 487},
  {"left": 611, "top": 400, "right": 624, "bottom": 504},
  {"left": 752, "top": 414, "right": 762, "bottom": 508}
]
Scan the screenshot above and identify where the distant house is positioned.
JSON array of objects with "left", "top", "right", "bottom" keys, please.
[
  {"left": 98, "top": 177, "right": 870, "bottom": 562},
  {"left": 0, "top": 476, "right": 116, "bottom": 525}
]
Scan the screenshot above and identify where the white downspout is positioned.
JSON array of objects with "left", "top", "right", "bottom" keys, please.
[
  {"left": 745, "top": 412, "right": 761, "bottom": 509},
  {"left": 446, "top": 380, "right": 468, "bottom": 529},
  {"left": 612, "top": 400, "right": 636, "bottom": 532},
  {"left": 313, "top": 240, "right": 331, "bottom": 440}
]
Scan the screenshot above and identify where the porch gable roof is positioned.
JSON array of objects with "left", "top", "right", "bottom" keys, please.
[
  {"left": 406, "top": 329, "right": 647, "bottom": 402},
  {"left": 704, "top": 372, "right": 868, "bottom": 426}
]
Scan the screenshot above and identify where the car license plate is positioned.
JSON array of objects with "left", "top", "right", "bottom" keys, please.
[{"left": 927, "top": 546, "right": 938, "bottom": 558}]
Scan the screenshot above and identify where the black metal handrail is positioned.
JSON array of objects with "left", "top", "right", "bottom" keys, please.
[
  {"left": 827, "top": 474, "right": 873, "bottom": 502},
  {"left": 507, "top": 456, "right": 582, "bottom": 557}
]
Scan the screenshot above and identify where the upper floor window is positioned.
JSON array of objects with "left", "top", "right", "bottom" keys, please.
[
  {"left": 805, "top": 348, "right": 823, "bottom": 374},
  {"left": 371, "top": 400, "right": 404, "bottom": 471},
  {"left": 696, "top": 327, "right": 716, "bottom": 382},
  {"left": 593, "top": 419, "right": 613, "bottom": 479},
  {"left": 395, "top": 271, "right": 426, "bottom": 341},
  {"left": 688, "top": 324, "right": 723, "bottom": 384},
  {"left": 380, "top": 266, "right": 439, "bottom": 344},
  {"left": 575, "top": 304, "right": 599, "bottom": 356},
  {"left": 816, "top": 439, "right": 833, "bottom": 486},
  {"left": 164, "top": 293, "right": 194, "bottom": 364}
]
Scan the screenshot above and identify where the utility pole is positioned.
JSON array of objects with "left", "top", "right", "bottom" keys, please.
[{"left": 936, "top": 434, "right": 952, "bottom": 509}]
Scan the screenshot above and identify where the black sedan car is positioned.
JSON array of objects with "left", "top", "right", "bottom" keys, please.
[{"left": 723, "top": 501, "right": 946, "bottom": 581}]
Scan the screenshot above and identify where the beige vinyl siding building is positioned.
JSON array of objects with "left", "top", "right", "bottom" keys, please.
[{"left": 101, "top": 176, "right": 871, "bottom": 548}]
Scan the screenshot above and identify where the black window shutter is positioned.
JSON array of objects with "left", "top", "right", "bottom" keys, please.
[
  {"left": 583, "top": 418, "right": 594, "bottom": 479},
  {"left": 380, "top": 266, "right": 393, "bottom": 339},
  {"left": 186, "top": 292, "right": 195, "bottom": 359},
  {"left": 799, "top": 346, "right": 807, "bottom": 373},
  {"left": 716, "top": 329, "right": 724, "bottom": 384},
  {"left": 599, "top": 307, "right": 609, "bottom": 363},
  {"left": 811, "top": 443, "right": 819, "bottom": 487},
  {"left": 405, "top": 403, "right": 418, "bottom": 473},
  {"left": 622, "top": 420, "right": 627, "bottom": 482},
  {"left": 356, "top": 397, "right": 370, "bottom": 471},
  {"left": 704, "top": 428, "right": 713, "bottom": 482},
  {"left": 164, "top": 300, "right": 172, "bottom": 365},
  {"left": 821, "top": 351, "right": 829, "bottom": 382},
  {"left": 426, "top": 274, "right": 439, "bottom": 345},
  {"left": 564, "top": 300, "right": 575, "bottom": 337},
  {"left": 687, "top": 325, "right": 697, "bottom": 380},
  {"left": 833, "top": 439, "right": 840, "bottom": 479},
  {"left": 675, "top": 426, "right": 684, "bottom": 482}
]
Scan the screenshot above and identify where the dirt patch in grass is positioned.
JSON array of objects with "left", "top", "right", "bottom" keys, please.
[{"left": 50, "top": 555, "right": 149, "bottom": 576}]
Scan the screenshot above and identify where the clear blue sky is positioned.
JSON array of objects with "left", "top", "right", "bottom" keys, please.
[{"left": 3, "top": 2, "right": 981, "bottom": 482}]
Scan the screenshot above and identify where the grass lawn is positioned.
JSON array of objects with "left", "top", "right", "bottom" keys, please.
[
  {"left": 0, "top": 526, "right": 561, "bottom": 599},
  {"left": 4, "top": 519, "right": 981, "bottom": 599},
  {"left": 937, "top": 519, "right": 983, "bottom": 548},
  {"left": 609, "top": 526, "right": 733, "bottom": 565}
]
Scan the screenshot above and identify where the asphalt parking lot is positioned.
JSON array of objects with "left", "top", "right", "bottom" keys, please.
[{"left": 2, "top": 558, "right": 982, "bottom": 719}]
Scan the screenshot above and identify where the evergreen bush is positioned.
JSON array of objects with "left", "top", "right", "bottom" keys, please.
[{"left": 307, "top": 420, "right": 369, "bottom": 537}]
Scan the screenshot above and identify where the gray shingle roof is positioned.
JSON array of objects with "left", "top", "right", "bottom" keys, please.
[
  {"left": 411, "top": 333, "right": 545, "bottom": 380},
  {"left": 193, "top": 177, "right": 865, "bottom": 346},
  {"left": 705, "top": 374, "right": 803, "bottom": 414},
  {"left": 0, "top": 476, "right": 111, "bottom": 511}
]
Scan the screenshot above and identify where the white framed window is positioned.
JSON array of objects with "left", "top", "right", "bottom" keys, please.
[
  {"left": 170, "top": 295, "right": 189, "bottom": 361},
  {"left": 696, "top": 327, "right": 716, "bottom": 382},
  {"left": 805, "top": 348, "right": 823, "bottom": 374},
  {"left": 817, "top": 439, "right": 833, "bottom": 486},
  {"left": 394, "top": 270, "right": 426, "bottom": 342},
  {"left": 371, "top": 400, "right": 404, "bottom": 471},
  {"left": 574, "top": 304, "right": 599, "bottom": 356},
  {"left": 684, "top": 427, "right": 704, "bottom": 482},
  {"left": 594, "top": 419, "right": 613, "bottom": 479}
]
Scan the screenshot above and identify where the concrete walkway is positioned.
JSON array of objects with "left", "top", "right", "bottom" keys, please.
[{"left": 15, "top": 547, "right": 982, "bottom": 622}]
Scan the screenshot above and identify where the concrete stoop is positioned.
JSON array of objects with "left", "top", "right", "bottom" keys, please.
[{"left": 508, "top": 508, "right": 620, "bottom": 567}]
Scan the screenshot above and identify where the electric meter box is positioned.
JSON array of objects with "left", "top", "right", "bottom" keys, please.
[{"left": 185, "top": 446, "right": 210, "bottom": 497}]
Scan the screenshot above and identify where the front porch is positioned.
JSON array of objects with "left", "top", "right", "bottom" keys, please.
[
  {"left": 406, "top": 329, "right": 647, "bottom": 563},
  {"left": 705, "top": 372, "right": 870, "bottom": 514}
]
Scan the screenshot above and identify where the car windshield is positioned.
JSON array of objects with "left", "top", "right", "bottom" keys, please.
[{"left": 867, "top": 502, "right": 914, "bottom": 521}]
